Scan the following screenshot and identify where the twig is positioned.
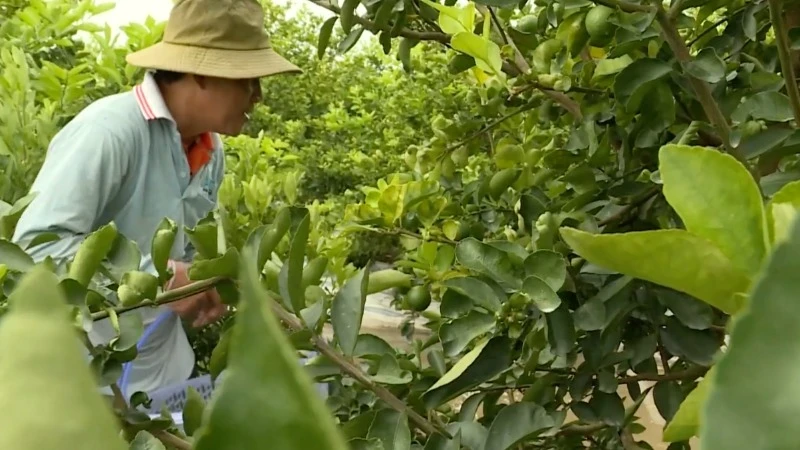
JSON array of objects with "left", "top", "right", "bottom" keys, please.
[
  {"left": 488, "top": 7, "right": 509, "bottom": 45},
  {"left": 618, "top": 366, "right": 707, "bottom": 384},
  {"left": 598, "top": 187, "right": 661, "bottom": 227},
  {"left": 153, "top": 430, "right": 193, "bottom": 450},
  {"left": 109, "top": 382, "right": 193, "bottom": 449},
  {"left": 667, "top": 0, "right": 687, "bottom": 19},
  {"left": 269, "top": 299, "right": 451, "bottom": 439},
  {"left": 769, "top": 0, "right": 800, "bottom": 124},
  {"left": 90, "top": 277, "right": 226, "bottom": 321}
]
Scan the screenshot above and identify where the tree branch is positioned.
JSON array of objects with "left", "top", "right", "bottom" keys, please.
[
  {"left": 307, "top": 0, "right": 450, "bottom": 43},
  {"left": 769, "top": 0, "right": 800, "bottom": 124},
  {"left": 269, "top": 298, "right": 451, "bottom": 439},
  {"left": 90, "top": 277, "right": 227, "bottom": 321},
  {"left": 652, "top": 3, "right": 757, "bottom": 177},
  {"left": 592, "top": 0, "right": 655, "bottom": 13},
  {"left": 618, "top": 365, "right": 707, "bottom": 384}
]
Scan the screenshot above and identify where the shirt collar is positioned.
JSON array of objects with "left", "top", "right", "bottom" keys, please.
[{"left": 133, "top": 71, "right": 175, "bottom": 122}]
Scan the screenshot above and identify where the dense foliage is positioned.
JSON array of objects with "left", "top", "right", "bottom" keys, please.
[{"left": 5, "top": 0, "right": 800, "bottom": 449}]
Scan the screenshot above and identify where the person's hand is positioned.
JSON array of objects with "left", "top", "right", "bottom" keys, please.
[{"left": 164, "top": 260, "right": 228, "bottom": 328}]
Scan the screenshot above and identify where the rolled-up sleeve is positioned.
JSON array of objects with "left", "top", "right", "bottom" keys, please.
[{"left": 12, "top": 121, "right": 132, "bottom": 264}]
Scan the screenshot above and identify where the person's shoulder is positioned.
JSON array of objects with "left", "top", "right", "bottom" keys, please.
[
  {"left": 50, "top": 91, "right": 150, "bottom": 156},
  {"left": 72, "top": 91, "right": 147, "bottom": 135}
]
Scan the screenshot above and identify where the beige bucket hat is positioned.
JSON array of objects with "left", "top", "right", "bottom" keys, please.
[{"left": 126, "top": 0, "right": 301, "bottom": 79}]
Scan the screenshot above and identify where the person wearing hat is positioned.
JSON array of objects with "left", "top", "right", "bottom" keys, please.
[{"left": 12, "top": 0, "right": 301, "bottom": 397}]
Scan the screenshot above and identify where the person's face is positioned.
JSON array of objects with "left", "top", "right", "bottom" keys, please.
[{"left": 193, "top": 75, "right": 262, "bottom": 135}]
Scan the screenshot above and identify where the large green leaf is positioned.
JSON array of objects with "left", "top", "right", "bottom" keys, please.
[
  {"left": 366, "top": 409, "right": 411, "bottom": 450},
  {"left": 483, "top": 403, "right": 559, "bottom": 450},
  {"left": 0, "top": 239, "right": 34, "bottom": 272},
  {"left": 766, "top": 180, "right": 800, "bottom": 245},
  {"left": 442, "top": 276, "right": 504, "bottom": 312},
  {"left": 331, "top": 267, "right": 371, "bottom": 356},
  {"left": 613, "top": 58, "right": 673, "bottom": 112},
  {"left": 560, "top": 228, "right": 750, "bottom": 314},
  {"left": 456, "top": 238, "right": 521, "bottom": 290},
  {"left": 279, "top": 212, "right": 310, "bottom": 313},
  {"left": 700, "top": 216, "right": 800, "bottom": 449},
  {"left": 663, "top": 369, "right": 714, "bottom": 442},
  {"left": 422, "top": 336, "right": 512, "bottom": 409},
  {"left": 439, "top": 311, "right": 496, "bottom": 357},
  {"left": 659, "top": 144, "right": 768, "bottom": 276},
  {"left": 69, "top": 223, "right": 118, "bottom": 286},
  {"left": 0, "top": 266, "right": 127, "bottom": 450},
  {"left": 192, "top": 250, "right": 349, "bottom": 450}
]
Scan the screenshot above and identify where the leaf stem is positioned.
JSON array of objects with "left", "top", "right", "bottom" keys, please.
[
  {"left": 153, "top": 430, "right": 193, "bottom": 450},
  {"left": 269, "top": 298, "right": 451, "bottom": 439},
  {"left": 769, "top": 0, "right": 800, "bottom": 125},
  {"left": 90, "top": 277, "right": 227, "bottom": 321}
]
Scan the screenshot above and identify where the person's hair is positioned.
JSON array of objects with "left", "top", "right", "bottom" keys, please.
[{"left": 152, "top": 69, "right": 186, "bottom": 85}]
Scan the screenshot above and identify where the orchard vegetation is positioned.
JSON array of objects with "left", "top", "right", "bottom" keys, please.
[{"left": 2, "top": 0, "right": 800, "bottom": 449}]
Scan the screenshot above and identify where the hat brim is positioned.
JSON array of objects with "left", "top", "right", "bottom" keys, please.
[{"left": 126, "top": 42, "right": 302, "bottom": 79}]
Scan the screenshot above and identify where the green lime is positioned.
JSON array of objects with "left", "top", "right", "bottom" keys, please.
[{"left": 406, "top": 285, "right": 432, "bottom": 312}]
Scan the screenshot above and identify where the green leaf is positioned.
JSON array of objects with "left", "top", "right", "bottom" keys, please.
[
  {"left": 439, "top": 311, "right": 496, "bottom": 357},
  {"left": 258, "top": 208, "right": 291, "bottom": 272},
  {"left": 451, "top": 32, "right": 503, "bottom": 75},
  {"left": 150, "top": 218, "right": 176, "bottom": 283},
  {"left": 700, "top": 215, "right": 800, "bottom": 449},
  {"left": 560, "top": 228, "right": 750, "bottom": 314},
  {"left": 545, "top": 303, "right": 575, "bottom": 356},
  {"left": 339, "top": 0, "right": 360, "bottom": 33},
  {"left": 523, "top": 250, "right": 567, "bottom": 291},
  {"left": 182, "top": 386, "right": 206, "bottom": 437},
  {"left": 656, "top": 289, "right": 713, "bottom": 330},
  {"left": 317, "top": 16, "right": 338, "bottom": 59},
  {"left": 613, "top": 58, "right": 673, "bottom": 112},
  {"left": 69, "top": 223, "right": 118, "bottom": 286},
  {"left": 0, "top": 191, "right": 36, "bottom": 240},
  {"left": 660, "top": 144, "right": 768, "bottom": 277},
  {"left": 192, "top": 250, "right": 349, "bottom": 450},
  {"left": 279, "top": 213, "right": 310, "bottom": 313},
  {"left": 483, "top": 403, "right": 558, "bottom": 450},
  {"left": 660, "top": 317, "right": 719, "bottom": 367},
  {"left": 456, "top": 238, "right": 521, "bottom": 290},
  {"left": 185, "top": 215, "right": 219, "bottom": 260},
  {"left": 663, "top": 370, "right": 714, "bottom": 442},
  {"left": 684, "top": 47, "right": 725, "bottom": 83},
  {"left": 129, "top": 431, "right": 166, "bottom": 450},
  {"left": 732, "top": 91, "right": 795, "bottom": 123},
  {"left": 423, "top": 336, "right": 512, "bottom": 409},
  {"left": 367, "top": 409, "right": 411, "bottom": 450},
  {"left": 520, "top": 276, "right": 562, "bottom": 313},
  {"left": 0, "top": 266, "right": 127, "bottom": 450},
  {"left": 338, "top": 27, "right": 365, "bottom": 54},
  {"left": 767, "top": 180, "right": 800, "bottom": 245},
  {"left": 189, "top": 247, "right": 240, "bottom": 280},
  {"left": 105, "top": 234, "right": 142, "bottom": 282},
  {"left": 371, "top": 354, "right": 413, "bottom": 385},
  {"left": 0, "top": 239, "right": 35, "bottom": 272},
  {"left": 442, "top": 276, "right": 504, "bottom": 312},
  {"left": 653, "top": 381, "right": 684, "bottom": 423},
  {"left": 331, "top": 267, "right": 370, "bottom": 356},
  {"left": 593, "top": 55, "right": 633, "bottom": 79},
  {"left": 472, "top": 0, "right": 519, "bottom": 7}
]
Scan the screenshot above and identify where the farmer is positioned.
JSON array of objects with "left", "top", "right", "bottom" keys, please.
[{"left": 12, "top": 0, "right": 301, "bottom": 397}]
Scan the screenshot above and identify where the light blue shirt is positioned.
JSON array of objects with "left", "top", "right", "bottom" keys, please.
[{"left": 12, "top": 72, "right": 225, "bottom": 395}]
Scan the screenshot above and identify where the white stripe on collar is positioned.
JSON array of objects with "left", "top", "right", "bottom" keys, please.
[{"left": 133, "top": 71, "right": 175, "bottom": 122}]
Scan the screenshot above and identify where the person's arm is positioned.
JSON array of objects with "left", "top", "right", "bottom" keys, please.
[{"left": 12, "top": 120, "right": 133, "bottom": 264}]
